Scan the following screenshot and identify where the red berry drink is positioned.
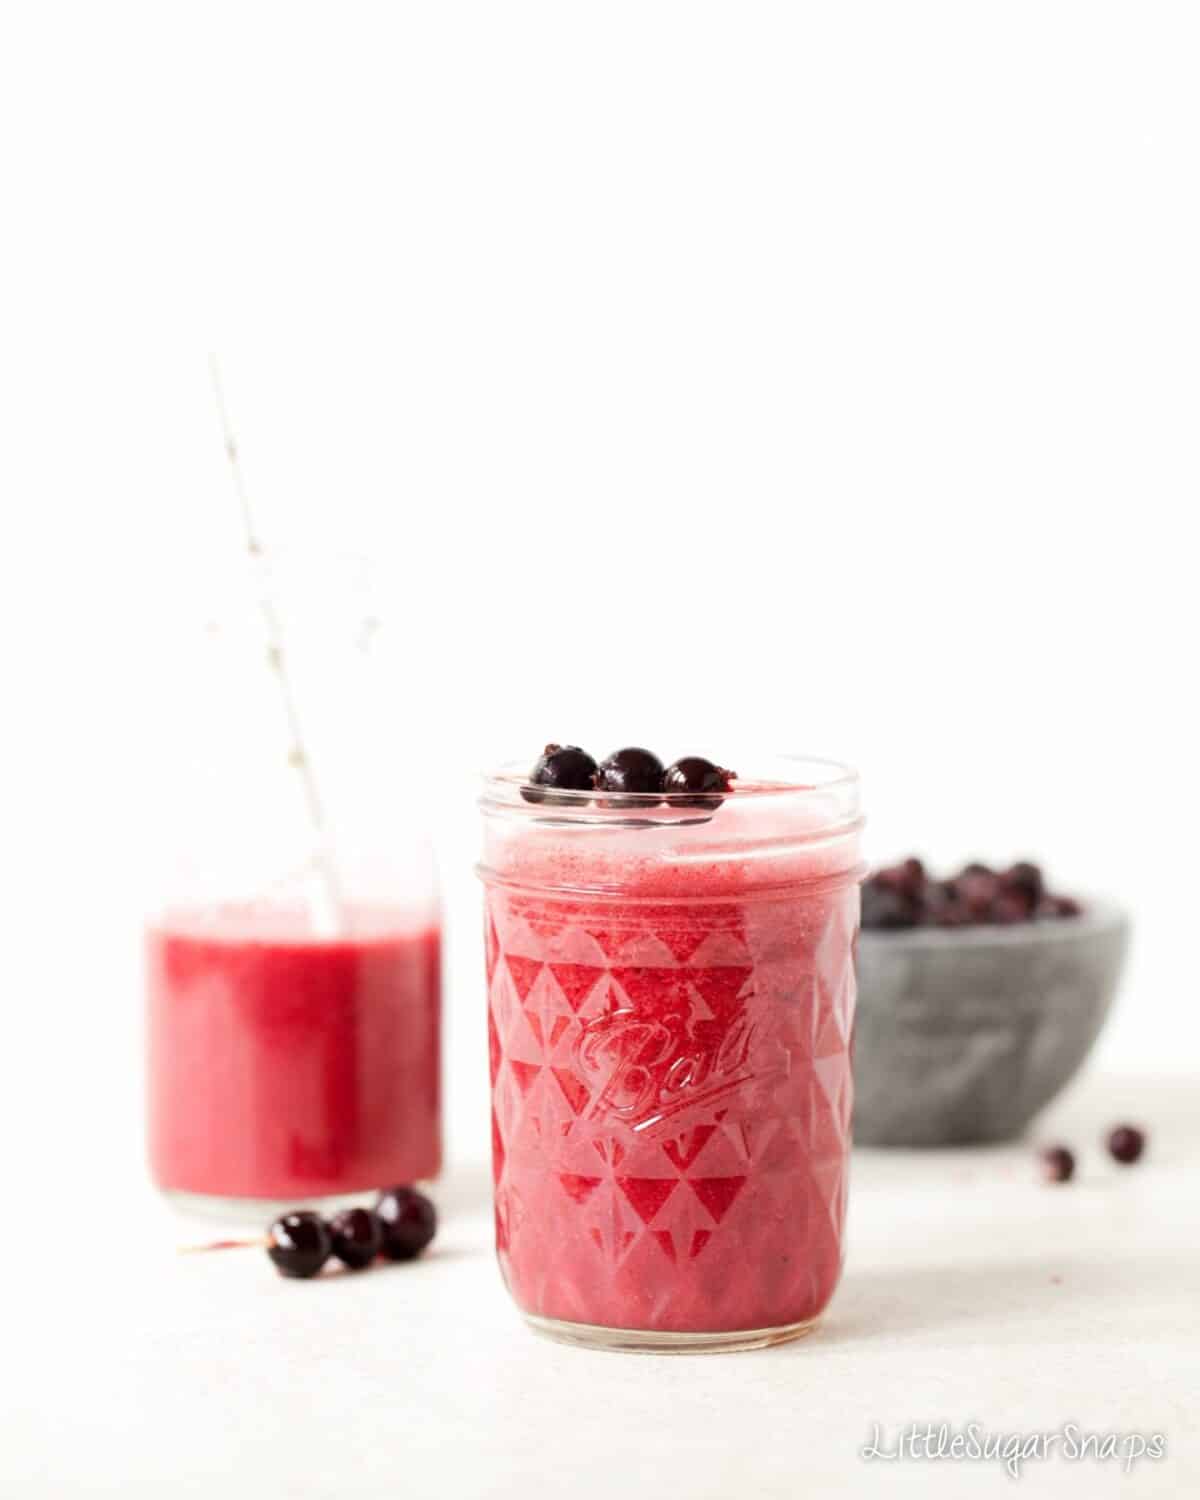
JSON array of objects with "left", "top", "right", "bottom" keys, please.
[
  {"left": 146, "top": 906, "right": 441, "bottom": 1211},
  {"left": 479, "top": 756, "right": 863, "bottom": 1352}
]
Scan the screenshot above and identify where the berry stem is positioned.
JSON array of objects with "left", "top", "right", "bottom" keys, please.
[{"left": 208, "top": 355, "right": 345, "bottom": 936}]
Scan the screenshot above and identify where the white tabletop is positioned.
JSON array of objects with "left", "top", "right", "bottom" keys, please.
[{"left": 4, "top": 1069, "right": 1195, "bottom": 1499}]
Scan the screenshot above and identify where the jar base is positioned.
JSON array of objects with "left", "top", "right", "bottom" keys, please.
[
  {"left": 523, "top": 1313, "right": 821, "bottom": 1355},
  {"left": 161, "top": 1185, "right": 433, "bottom": 1226}
]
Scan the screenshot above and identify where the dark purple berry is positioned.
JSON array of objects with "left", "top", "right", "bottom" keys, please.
[
  {"left": 862, "top": 858, "right": 1076, "bottom": 931},
  {"left": 861, "top": 881, "right": 919, "bottom": 931},
  {"left": 1039, "top": 894, "right": 1082, "bottom": 919},
  {"left": 329, "top": 1207, "right": 384, "bottom": 1270},
  {"left": 875, "top": 858, "right": 927, "bottom": 902},
  {"left": 375, "top": 1186, "right": 437, "bottom": 1261},
  {"left": 959, "top": 871, "right": 999, "bottom": 919},
  {"left": 931, "top": 902, "right": 971, "bottom": 928},
  {"left": 991, "top": 892, "right": 1030, "bottom": 925},
  {"left": 1000, "top": 861, "right": 1044, "bottom": 907},
  {"left": 662, "top": 757, "right": 735, "bottom": 810},
  {"left": 1106, "top": 1124, "right": 1146, "bottom": 1165},
  {"left": 522, "top": 744, "right": 598, "bottom": 805},
  {"left": 593, "top": 747, "right": 665, "bottom": 806},
  {"left": 924, "top": 880, "right": 966, "bottom": 927},
  {"left": 1038, "top": 1145, "right": 1076, "bottom": 1184},
  {"left": 267, "top": 1211, "right": 332, "bottom": 1278}
]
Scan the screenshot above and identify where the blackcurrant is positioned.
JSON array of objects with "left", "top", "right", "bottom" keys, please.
[
  {"left": 1039, "top": 895, "right": 1082, "bottom": 919},
  {"left": 593, "top": 747, "right": 665, "bottom": 806},
  {"left": 267, "top": 1211, "right": 333, "bottom": 1279},
  {"left": 1000, "top": 861, "right": 1044, "bottom": 908},
  {"left": 1106, "top": 1124, "right": 1146, "bottom": 1165},
  {"left": 521, "top": 744, "right": 598, "bottom": 805},
  {"left": 874, "top": 858, "right": 928, "bottom": 901},
  {"left": 329, "top": 1206, "right": 385, "bottom": 1270},
  {"left": 661, "top": 757, "right": 735, "bottom": 810},
  {"left": 1038, "top": 1145, "right": 1075, "bottom": 1184},
  {"left": 861, "top": 881, "right": 919, "bottom": 931},
  {"left": 375, "top": 1186, "right": 437, "bottom": 1261}
]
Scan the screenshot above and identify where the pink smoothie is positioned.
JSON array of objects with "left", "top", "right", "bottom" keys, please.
[
  {"left": 146, "top": 907, "right": 441, "bottom": 1202},
  {"left": 482, "top": 784, "right": 861, "bottom": 1336}
]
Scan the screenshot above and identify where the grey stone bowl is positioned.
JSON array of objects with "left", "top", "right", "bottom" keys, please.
[{"left": 853, "top": 902, "right": 1130, "bottom": 1146}]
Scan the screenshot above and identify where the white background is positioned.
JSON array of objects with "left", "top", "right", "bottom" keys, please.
[
  {"left": 2, "top": 5, "right": 1198, "bottom": 1495},
  {"left": 2, "top": 0, "right": 1198, "bottom": 1330},
  {"left": 3, "top": 1, "right": 1197, "bottom": 1181}
]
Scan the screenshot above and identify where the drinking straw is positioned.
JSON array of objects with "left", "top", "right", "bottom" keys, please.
[{"left": 208, "top": 355, "right": 345, "bottom": 936}]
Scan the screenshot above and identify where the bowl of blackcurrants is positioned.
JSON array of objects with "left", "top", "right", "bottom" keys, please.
[{"left": 853, "top": 860, "right": 1129, "bottom": 1146}]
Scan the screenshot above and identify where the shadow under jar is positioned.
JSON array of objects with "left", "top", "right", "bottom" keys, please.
[{"left": 478, "top": 757, "right": 864, "bottom": 1353}]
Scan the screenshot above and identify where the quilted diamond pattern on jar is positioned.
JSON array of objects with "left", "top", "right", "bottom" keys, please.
[{"left": 486, "top": 884, "right": 857, "bottom": 1334}]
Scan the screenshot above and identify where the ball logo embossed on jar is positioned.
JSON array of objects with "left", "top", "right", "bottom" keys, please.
[{"left": 576, "top": 1001, "right": 762, "bottom": 1129}]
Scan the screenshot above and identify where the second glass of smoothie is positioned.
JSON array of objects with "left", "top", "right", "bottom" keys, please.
[
  {"left": 146, "top": 904, "right": 440, "bottom": 1209},
  {"left": 479, "top": 755, "right": 863, "bottom": 1352},
  {"left": 144, "top": 555, "right": 442, "bottom": 1218}
]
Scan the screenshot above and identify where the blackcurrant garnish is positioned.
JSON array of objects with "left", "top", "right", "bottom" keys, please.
[
  {"left": 1038, "top": 1145, "right": 1076, "bottom": 1184},
  {"left": 1106, "top": 1124, "right": 1146, "bottom": 1165},
  {"left": 662, "top": 757, "right": 735, "bottom": 810},
  {"left": 375, "top": 1186, "right": 437, "bottom": 1261},
  {"left": 329, "top": 1206, "right": 385, "bottom": 1270},
  {"left": 593, "top": 747, "right": 665, "bottom": 806},
  {"left": 521, "top": 744, "right": 598, "bottom": 805},
  {"left": 267, "top": 1211, "right": 333, "bottom": 1279}
]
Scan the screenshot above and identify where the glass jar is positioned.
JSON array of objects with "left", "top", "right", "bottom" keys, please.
[
  {"left": 144, "top": 554, "right": 441, "bottom": 1219},
  {"left": 478, "top": 756, "right": 863, "bottom": 1352}
]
